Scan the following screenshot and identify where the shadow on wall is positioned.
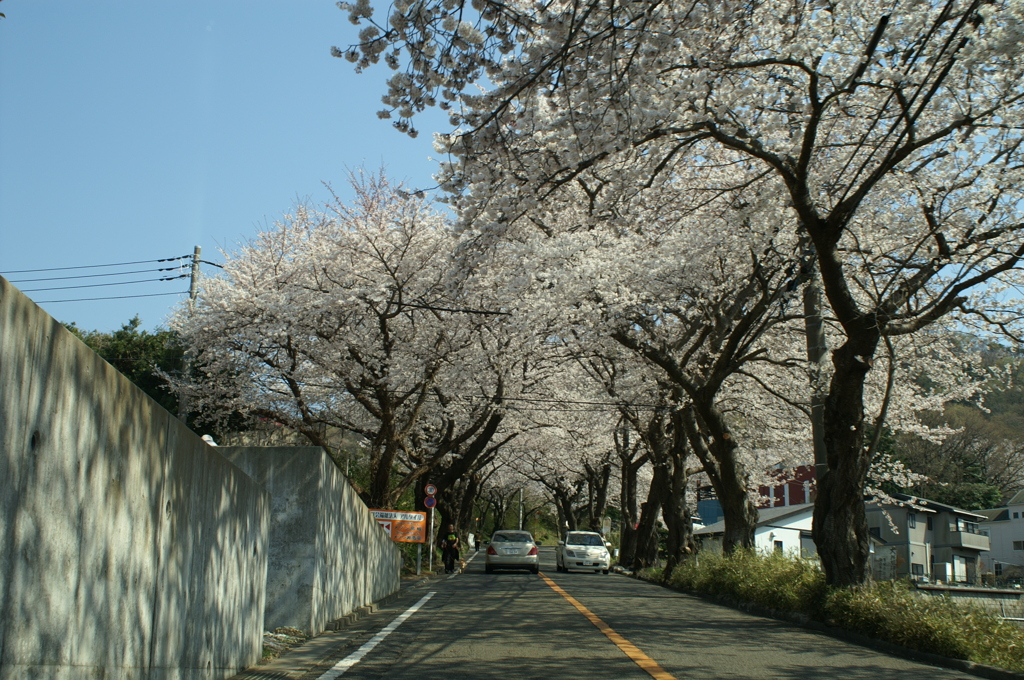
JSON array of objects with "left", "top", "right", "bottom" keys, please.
[
  {"left": 219, "top": 447, "right": 402, "bottom": 637},
  {"left": 0, "top": 275, "right": 270, "bottom": 680}
]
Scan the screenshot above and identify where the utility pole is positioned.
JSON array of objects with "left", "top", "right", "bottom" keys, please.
[
  {"left": 178, "top": 246, "right": 201, "bottom": 422},
  {"left": 188, "top": 245, "right": 201, "bottom": 301},
  {"left": 518, "top": 487, "right": 524, "bottom": 530},
  {"left": 804, "top": 278, "right": 828, "bottom": 492}
]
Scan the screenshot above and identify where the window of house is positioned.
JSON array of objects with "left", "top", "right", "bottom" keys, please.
[
  {"left": 1013, "top": 541, "right": 1024, "bottom": 551},
  {"left": 774, "top": 540, "right": 784, "bottom": 553},
  {"left": 908, "top": 513, "right": 917, "bottom": 529},
  {"left": 956, "top": 518, "right": 982, "bottom": 534},
  {"left": 997, "top": 563, "right": 1004, "bottom": 576},
  {"left": 1015, "top": 512, "right": 1019, "bottom": 519},
  {"left": 911, "top": 563, "right": 925, "bottom": 576},
  {"left": 927, "top": 516, "right": 933, "bottom": 530}
]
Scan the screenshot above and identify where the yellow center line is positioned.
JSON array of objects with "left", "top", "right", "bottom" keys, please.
[{"left": 539, "top": 572, "right": 677, "bottom": 680}]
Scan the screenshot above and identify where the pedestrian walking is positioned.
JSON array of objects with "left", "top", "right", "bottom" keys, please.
[{"left": 439, "top": 523, "right": 461, "bottom": 574}]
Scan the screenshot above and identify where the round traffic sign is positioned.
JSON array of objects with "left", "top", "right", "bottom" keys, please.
[
  {"left": 424, "top": 496, "right": 437, "bottom": 508},
  {"left": 424, "top": 484, "right": 438, "bottom": 496}
]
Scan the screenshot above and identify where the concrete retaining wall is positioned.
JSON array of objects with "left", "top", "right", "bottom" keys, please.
[
  {"left": 916, "top": 584, "right": 1024, "bottom": 618},
  {"left": 220, "top": 448, "right": 401, "bottom": 636},
  {"left": 0, "top": 276, "right": 271, "bottom": 679}
]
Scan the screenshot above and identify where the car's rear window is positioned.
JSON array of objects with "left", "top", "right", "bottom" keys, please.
[
  {"left": 493, "top": 533, "right": 533, "bottom": 543},
  {"left": 566, "top": 533, "right": 604, "bottom": 546}
]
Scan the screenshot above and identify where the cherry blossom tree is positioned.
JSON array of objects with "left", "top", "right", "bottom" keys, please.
[
  {"left": 475, "top": 466, "right": 526, "bottom": 531},
  {"left": 504, "top": 402, "right": 616, "bottom": 531},
  {"left": 578, "top": 357, "right": 660, "bottom": 566},
  {"left": 400, "top": 313, "right": 521, "bottom": 528},
  {"left": 169, "top": 172, "right": 512, "bottom": 509},
  {"left": 565, "top": 348, "right": 690, "bottom": 569},
  {"left": 339, "top": 0, "right": 1024, "bottom": 585},
  {"left": 454, "top": 164, "right": 817, "bottom": 552}
]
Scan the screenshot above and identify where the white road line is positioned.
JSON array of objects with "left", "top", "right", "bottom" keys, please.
[{"left": 316, "top": 591, "right": 436, "bottom": 679}]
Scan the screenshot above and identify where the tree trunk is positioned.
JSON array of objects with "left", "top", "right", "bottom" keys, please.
[
  {"left": 716, "top": 454, "right": 757, "bottom": 553},
  {"left": 679, "top": 406, "right": 756, "bottom": 552},
  {"left": 435, "top": 494, "right": 459, "bottom": 536},
  {"left": 618, "top": 458, "right": 640, "bottom": 566},
  {"left": 368, "top": 435, "right": 401, "bottom": 508},
  {"left": 813, "top": 337, "right": 876, "bottom": 586},
  {"left": 617, "top": 427, "right": 644, "bottom": 567},
  {"left": 662, "top": 423, "right": 696, "bottom": 578},
  {"left": 555, "top": 490, "right": 578, "bottom": 532},
  {"left": 490, "top": 493, "right": 512, "bottom": 530},
  {"left": 632, "top": 463, "right": 670, "bottom": 570},
  {"left": 586, "top": 462, "right": 612, "bottom": 531},
  {"left": 434, "top": 478, "right": 480, "bottom": 540},
  {"left": 456, "top": 475, "right": 481, "bottom": 538},
  {"left": 619, "top": 524, "right": 638, "bottom": 567}
]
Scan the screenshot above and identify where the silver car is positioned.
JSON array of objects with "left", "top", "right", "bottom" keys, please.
[
  {"left": 556, "top": 531, "right": 611, "bottom": 574},
  {"left": 484, "top": 530, "right": 539, "bottom": 574}
]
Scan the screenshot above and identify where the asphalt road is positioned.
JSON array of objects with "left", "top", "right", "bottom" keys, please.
[{"left": 295, "top": 547, "right": 978, "bottom": 680}]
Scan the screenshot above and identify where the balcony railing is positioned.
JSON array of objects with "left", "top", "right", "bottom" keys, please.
[{"left": 951, "top": 531, "right": 991, "bottom": 551}]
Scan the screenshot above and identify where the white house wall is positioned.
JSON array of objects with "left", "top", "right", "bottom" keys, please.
[
  {"left": 754, "top": 512, "right": 814, "bottom": 556},
  {"left": 982, "top": 502, "right": 1024, "bottom": 574}
]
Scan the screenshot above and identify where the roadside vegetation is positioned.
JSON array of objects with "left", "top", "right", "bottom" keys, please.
[
  {"left": 261, "top": 627, "right": 309, "bottom": 662},
  {"left": 64, "top": 316, "right": 184, "bottom": 414},
  {"left": 642, "top": 551, "right": 1024, "bottom": 673}
]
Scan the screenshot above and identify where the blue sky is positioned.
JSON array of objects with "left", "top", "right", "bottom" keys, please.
[{"left": 0, "top": 1, "right": 450, "bottom": 332}]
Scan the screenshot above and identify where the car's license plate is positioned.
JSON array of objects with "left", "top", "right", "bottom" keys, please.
[
  {"left": 503, "top": 549, "right": 519, "bottom": 555},
  {"left": 584, "top": 560, "right": 595, "bottom": 566}
]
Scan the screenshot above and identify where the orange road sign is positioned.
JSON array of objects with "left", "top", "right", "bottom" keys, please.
[{"left": 370, "top": 510, "right": 427, "bottom": 543}]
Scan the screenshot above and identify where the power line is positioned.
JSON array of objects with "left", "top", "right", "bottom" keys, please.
[
  {"left": 449, "top": 393, "right": 664, "bottom": 409},
  {"left": 87, "top": 356, "right": 182, "bottom": 362},
  {"left": 34, "top": 291, "right": 190, "bottom": 304},
  {"left": 399, "top": 301, "right": 511, "bottom": 316},
  {"left": 8, "top": 266, "right": 186, "bottom": 284},
  {"left": 2, "top": 255, "right": 191, "bottom": 275},
  {"left": 20, "top": 274, "right": 188, "bottom": 293},
  {"left": 504, "top": 405, "right": 640, "bottom": 413},
  {"left": 291, "top": 379, "right": 667, "bottom": 410}
]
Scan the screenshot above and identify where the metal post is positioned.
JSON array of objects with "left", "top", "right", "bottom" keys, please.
[
  {"left": 416, "top": 542, "right": 422, "bottom": 576},
  {"left": 427, "top": 507, "right": 434, "bottom": 572}
]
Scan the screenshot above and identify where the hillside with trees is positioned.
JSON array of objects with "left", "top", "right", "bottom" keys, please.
[{"left": 888, "top": 342, "right": 1024, "bottom": 509}]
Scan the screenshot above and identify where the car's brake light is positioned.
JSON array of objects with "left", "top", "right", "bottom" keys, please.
[
  {"left": 528, "top": 546, "right": 538, "bottom": 556},
  {"left": 487, "top": 545, "right": 497, "bottom": 555}
]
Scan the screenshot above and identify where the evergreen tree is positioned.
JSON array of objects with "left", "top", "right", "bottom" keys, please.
[{"left": 64, "top": 316, "right": 185, "bottom": 414}]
